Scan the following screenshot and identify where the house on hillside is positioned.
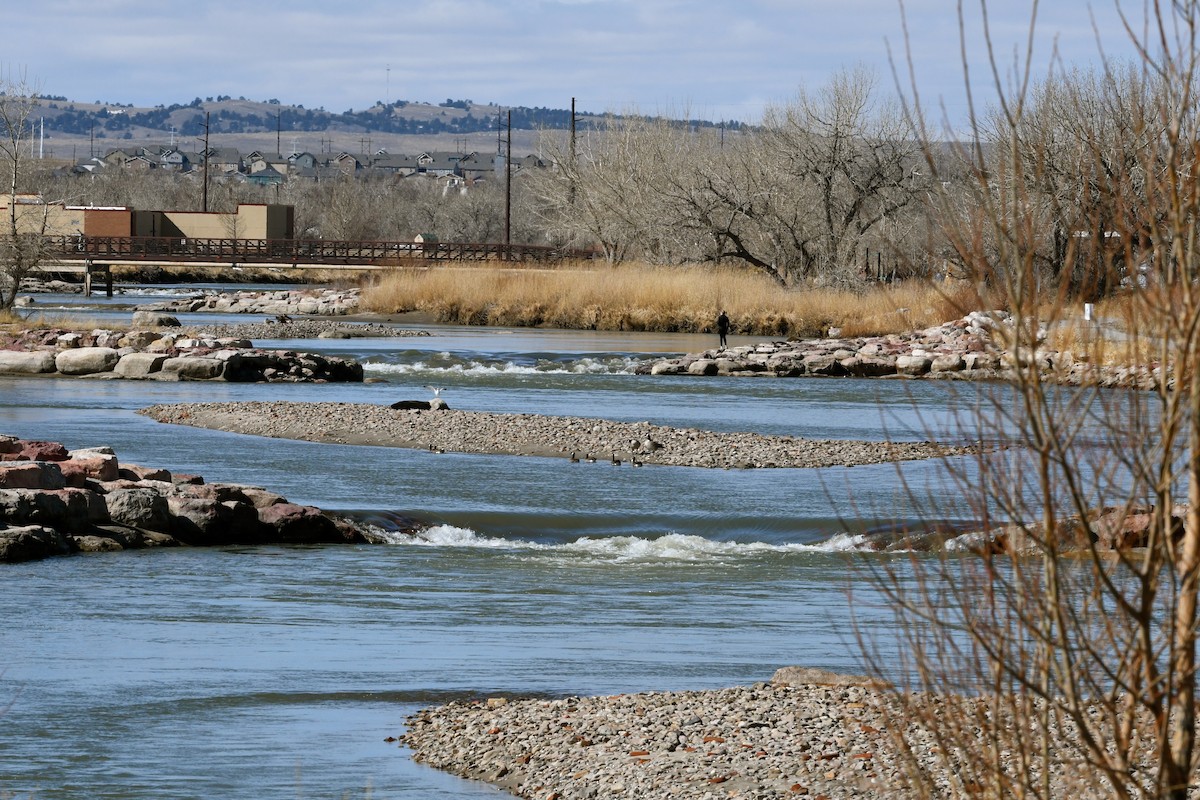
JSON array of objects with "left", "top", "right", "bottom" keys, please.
[
  {"left": 156, "top": 147, "right": 192, "bottom": 171},
  {"left": 456, "top": 151, "right": 496, "bottom": 181},
  {"left": 370, "top": 153, "right": 419, "bottom": 176},
  {"left": 245, "top": 165, "right": 286, "bottom": 186},
  {"left": 201, "top": 147, "right": 245, "bottom": 174},
  {"left": 413, "top": 151, "right": 463, "bottom": 176},
  {"left": 246, "top": 151, "right": 289, "bottom": 175},
  {"left": 332, "top": 152, "right": 364, "bottom": 175},
  {"left": 288, "top": 152, "right": 321, "bottom": 172}
]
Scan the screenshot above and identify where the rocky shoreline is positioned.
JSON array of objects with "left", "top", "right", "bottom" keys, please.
[
  {"left": 400, "top": 665, "right": 1128, "bottom": 799},
  {"left": 642, "top": 311, "right": 1155, "bottom": 389},
  {"left": 139, "top": 286, "right": 362, "bottom": 316},
  {"left": 137, "top": 401, "right": 975, "bottom": 469},
  {"left": 0, "top": 434, "right": 391, "bottom": 564},
  {"left": 0, "top": 326, "right": 364, "bottom": 382}
]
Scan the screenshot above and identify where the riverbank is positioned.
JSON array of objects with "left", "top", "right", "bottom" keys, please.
[
  {"left": 0, "top": 325, "right": 364, "bottom": 382},
  {"left": 403, "top": 670, "right": 903, "bottom": 799},
  {"left": 401, "top": 666, "right": 1123, "bottom": 799},
  {"left": 0, "top": 434, "right": 386, "bottom": 563},
  {"left": 137, "top": 401, "right": 975, "bottom": 469},
  {"left": 360, "top": 265, "right": 970, "bottom": 338},
  {"left": 642, "top": 310, "right": 1156, "bottom": 389}
]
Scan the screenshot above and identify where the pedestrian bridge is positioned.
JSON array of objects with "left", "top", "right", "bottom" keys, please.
[{"left": 39, "top": 235, "right": 596, "bottom": 272}]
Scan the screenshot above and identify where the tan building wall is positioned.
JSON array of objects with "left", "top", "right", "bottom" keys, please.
[
  {"left": 0, "top": 195, "right": 86, "bottom": 236},
  {"left": 2, "top": 196, "right": 291, "bottom": 241},
  {"left": 132, "top": 204, "right": 293, "bottom": 240}
]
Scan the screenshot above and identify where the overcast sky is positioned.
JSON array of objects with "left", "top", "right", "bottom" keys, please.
[{"left": 9, "top": 1, "right": 1141, "bottom": 126}]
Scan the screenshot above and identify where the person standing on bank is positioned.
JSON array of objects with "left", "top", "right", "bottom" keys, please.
[{"left": 717, "top": 310, "right": 730, "bottom": 349}]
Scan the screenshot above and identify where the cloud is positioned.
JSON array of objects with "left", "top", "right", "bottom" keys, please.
[{"left": 8, "top": 0, "right": 1143, "bottom": 125}]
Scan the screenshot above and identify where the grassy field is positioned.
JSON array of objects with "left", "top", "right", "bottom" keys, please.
[{"left": 360, "top": 263, "right": 979, "bottom": 338}]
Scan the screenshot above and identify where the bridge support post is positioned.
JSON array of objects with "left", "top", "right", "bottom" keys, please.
[{"left": 83, "top": 260, "right": 112, "bottom": 298}]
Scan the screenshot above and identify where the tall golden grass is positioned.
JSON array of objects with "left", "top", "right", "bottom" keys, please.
[{"left": 360, "top": 262, "right": 979, "bottom": 338}]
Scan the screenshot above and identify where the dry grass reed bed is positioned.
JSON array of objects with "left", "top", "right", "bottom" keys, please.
[{"left": 361, "top": 263, "right": 978, "bottom": 338}]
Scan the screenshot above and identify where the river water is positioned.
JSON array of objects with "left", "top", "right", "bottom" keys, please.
[{"left": 1, "top": 293, "right": 1005, "bottom": 799}]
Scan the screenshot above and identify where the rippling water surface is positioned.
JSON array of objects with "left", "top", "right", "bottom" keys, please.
[{"left": 1, "top": 294, "right": 1010, "bottom": 798}]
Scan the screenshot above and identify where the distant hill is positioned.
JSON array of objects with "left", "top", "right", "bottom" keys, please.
[{"left": 28, "top": 96, "right": 745, "bottom": 162}]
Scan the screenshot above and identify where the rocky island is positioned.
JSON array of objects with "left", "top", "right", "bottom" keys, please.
[
  {"left": 0, "top": 434, "right": 390, "bottom": 564},
  {"left": 137, "top": 400, "right": 976, "bottom": 469}
]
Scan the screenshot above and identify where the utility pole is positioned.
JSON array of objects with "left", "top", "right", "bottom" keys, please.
[
  {"left": 505, "top": 110, "right": 512, "bottom": 257},
  {"left": 202, "top": 112, "right": 210, "bottom": 213},
  {"left": 276, "top": 109, "right": 281, "bottom": 154}
]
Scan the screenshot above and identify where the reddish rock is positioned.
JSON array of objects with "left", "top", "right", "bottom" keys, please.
[
  {"left": 166, "top": 496, "right": 260, "bottom": 546},
  {"left": 60, "top": 455, "right": 119, "bottom": 485},
  {"left": 119, "top": 464, "right": 172, "bottom": 482},
  {"left": 11, "top": 440, "right": 70, "bottom": 462},
  {"left": 257, "top": 502, "right": 359, "bottom": 544},
  {"left": 0, "top": 462, "right": 67, "bottom": 490},
  {"left": 238, "top": 487, "right": 287, "bottom": 508}
]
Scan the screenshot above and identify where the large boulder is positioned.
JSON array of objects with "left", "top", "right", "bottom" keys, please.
[
  {"left": 0, "top": 525, "right": 74, "bottom": 563},
  {"left": 771, "top": 666, "right": 890, "bottom": 688},
  {"left": 105, "top": 487, "right": 171, "bottom": 531},
  {"left": 895, "top": 355, "right": 933, "bottom": 376},
  {"left": 115, "top": 352, "right": 170, "bottom": 378},
  {"left": 0, "top": 462, "right": 67, "bottom": 490},
  {"left": 257, "top": 503, "right": 352, "bottom": 544},
  {"left": 803, "top": 354, "right": 847, "bottom": 376},
  {"left": 58, "top": 455, "right": 119, "bottom": 486},
  {"left": 118, "top": 331, "right": 163, "bottom": 349},
  {"left": 166, "top": 496, "right": 259, "bottom": 545},
  {"left": 160, "top": 356, "right": 225, "bottom": 380},
  {"left": 930, "top": 354, "right": 966, "bottom": 373},
  {"left": 1, "top": 439, "right": 70, "bottom": 461},
  {"left": 55, "top": 347, "right": 121, "bottom": 375},
  {"left": 16, "top": 488, "right": 110, "bottom": 532},
  {"left": 118, "top": 464, "right": 172, "bottom": 482},
  {"left": 131, "top": 310, "right": 181, "bottom": 328},
  {"left": 0, "top": 350, "right": 57, "bottom": 374}
]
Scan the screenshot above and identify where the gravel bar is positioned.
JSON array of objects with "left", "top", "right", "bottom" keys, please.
[
  {"left": 402, "top": 682, "right": 911, "bottom": 799},
  {"left": 137, "top": 401, "right": 974, "bottom": 469},
  {"left": 187, "top": 319, "right": 429, "bottom": 340}
]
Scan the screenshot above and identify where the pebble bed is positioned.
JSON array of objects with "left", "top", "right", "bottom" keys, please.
[
  {"left": 402, "top": 681, "right": 912, "bottom": 800},
  {"left": 401, "top": 672, "right": 1175, "bottom": 799},
  {"left": 137, "top": 401, "right": 974, "bottom": 469},
  {"left": 187, "top": 319, "right": 430, "bottom": 340}
]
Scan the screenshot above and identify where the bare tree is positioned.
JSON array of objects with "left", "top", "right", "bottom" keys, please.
[
  {"left": 870, "top": 2, "right": 1200, "bottom": 797},
  {"left": 534, "top": 72, "right": 920, "bottom": 285},
  {"left": 0, "top": 73, "right": 46, "bottom": 310},
  {"left": 761, "top": 66, "right": 921, "bottom": 283}
]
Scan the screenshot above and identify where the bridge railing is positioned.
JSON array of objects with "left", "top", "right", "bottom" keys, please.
[{"left": 38, "top": 235, "right": 597, "bottom": 266}]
